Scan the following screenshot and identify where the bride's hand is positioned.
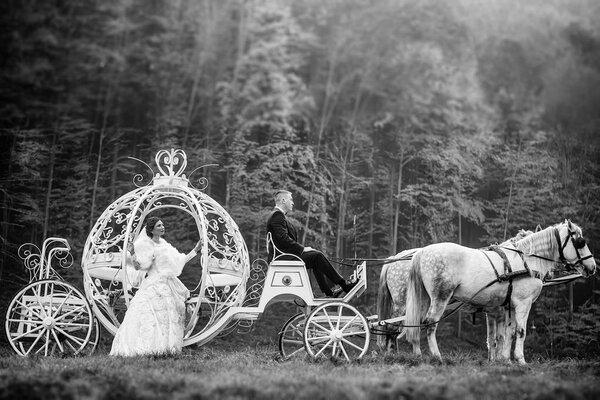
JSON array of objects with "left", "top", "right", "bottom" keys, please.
[{"left": 127, "top": 242, "right": 135, "bottom": 254}]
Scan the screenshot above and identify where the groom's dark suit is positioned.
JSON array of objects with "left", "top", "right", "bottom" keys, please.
[{"left": 267, "top": 208, "right": 345, "bottom": 296}]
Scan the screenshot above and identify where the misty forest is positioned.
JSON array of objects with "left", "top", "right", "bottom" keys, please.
[{"left": 1, "top": 0, "right": 599, "bottom": 357}]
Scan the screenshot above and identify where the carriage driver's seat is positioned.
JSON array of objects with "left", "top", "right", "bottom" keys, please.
[
  {"left": 266, "top": 231, "right": 304, "bottom": 265},
  {"left": 265, "top": 232, "right": 319, "bottom": 298}
]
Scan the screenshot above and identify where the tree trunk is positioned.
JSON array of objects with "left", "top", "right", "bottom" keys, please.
[
  {"left": 255, "top": 197, "right": 263, "bottom": 259},
  {"left": 183, "top": 1, "right": 214, "bottom": 147},
  {"left": 368, "top": 177, "right": 375, "bottom": 258},
  {"left": 410, "top": 205, "right": 417, "bottom": 248},
  {"left": 43, "top": 132, "right": 57, "bottom": 239},
  {"left": 458, "top": 166, "right": 462, "bottom": 245},
  {"left": 335, "top": 143, "right": 354, "bottom": 258},
  {"left": 302, "top": 44, "right": 342, "bottom": 243},
  {"left": 89, "top": 83, "right": 116, "bottom": 231},
  {"left": 110, "top": 142, "right": 119, "bottom": 201},
  {"left": 232, "top": 0, "right": 249, "bottom": 82},
  {"left": 89, "top": 3, "right": 127, "bottom": 231},
  {"left": 335, "top": 172, "right": 347, "bottom": 258},
  {"left": 0, "top": 133, "right": 17, "bottom": 281},
  {"left": 568, "top": 282, "right": 573, "bottom": 321},
  {"left": 392, "top": 147, "right": 405, "bottom": 255},
  {"left": 225, "top": 169, "right": 231, "bottom": 210},
  {"left": 89, "top": 128, "right": 105, "bottom": 232},
  {"left": 388, "top": 165, "right": 395, "bottom": 251},
  {"left": 503, "top": 141, "right": 521, "bottom": 241}
]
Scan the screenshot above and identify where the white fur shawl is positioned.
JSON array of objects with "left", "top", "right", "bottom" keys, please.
[{"left": 132, "top": 230, "right": 190, "bottom": 276}]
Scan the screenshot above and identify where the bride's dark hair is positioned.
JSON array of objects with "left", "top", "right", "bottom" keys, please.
[{"left": 145, "top": 217, "right": 161, "bottom": 237}]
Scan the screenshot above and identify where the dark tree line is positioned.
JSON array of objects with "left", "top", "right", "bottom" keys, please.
[{"left": 1, "top": 0, "right": 599, "bottom": 354}]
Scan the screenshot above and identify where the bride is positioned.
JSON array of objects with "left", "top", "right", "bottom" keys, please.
[{"left": 110, "top": 216, "right": 201, "bottom": 356}]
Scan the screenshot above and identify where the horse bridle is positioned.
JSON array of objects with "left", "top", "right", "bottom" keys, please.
[{"left": 553, "top": 227, "right": 594, "bottom": 272}]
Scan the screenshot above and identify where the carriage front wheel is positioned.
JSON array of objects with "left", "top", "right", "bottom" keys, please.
[
  {"left": 278, "top": 312, "right": 306, "bottom": 360},
  {"left": 303, "top": 301, "right": 370, "bottom": 361},
  {"left": 5, "top": 280, "right": 95, "bottom": 356}
]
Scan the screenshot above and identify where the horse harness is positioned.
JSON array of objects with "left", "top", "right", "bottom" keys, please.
[
  {"left": 480, "top": 246, "right": 540, "bottom": 314},
  {"left": 479, "top": 226, "right": 590, "bottom": 313}
]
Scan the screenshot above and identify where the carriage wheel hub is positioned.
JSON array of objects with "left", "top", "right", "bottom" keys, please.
[
  {"left": 331, "top": 329, "right": 343, "bottom": 341},
  {"left": 43, "top": 316, "right": 55, "bottom": 328}
]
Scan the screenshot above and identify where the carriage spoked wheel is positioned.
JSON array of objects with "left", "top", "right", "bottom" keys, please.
[
  {"left": 278, "top": 313, "right": 306, "bottom": 360},
  {"left": 5, "top": 279, "right": 95, "bottom": 356},
  {"left": 303, "top": 301, "right": 370, "bottom": 361},
  {"left": 68, "top": 315, "right": 101, "bottom": 356},
  {"left": 82, "top": 316, "right": 101, "bottom": 356}
]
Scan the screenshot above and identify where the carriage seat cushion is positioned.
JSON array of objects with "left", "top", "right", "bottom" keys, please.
[
  {"left": 88, "top": 266, "right": 125, "bottom": 282},
  {"left": 86, "top": 252, "right": 145, "bottom": 287},
  {"left": 86, "top": 252, "right": 124, "bottom": 281}
]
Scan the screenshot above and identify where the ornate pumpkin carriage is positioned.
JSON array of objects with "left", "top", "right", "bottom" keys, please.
[{"left": 5, "top": 149, "right": 370, "bottom": 360}]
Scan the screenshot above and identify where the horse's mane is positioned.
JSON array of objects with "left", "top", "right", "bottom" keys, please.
[
  {"left": 512, "top": 221, "right": 578, "bottom": 277},
  {"left": 499, "top": 229, "right": 534, "bottom": 247}
]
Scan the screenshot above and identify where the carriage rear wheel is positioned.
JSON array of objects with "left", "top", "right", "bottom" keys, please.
[
  {"left": 5, "top": 280, "right": 95, "bottom": 356},
  {"left": 83, "top": 317, "right": 101, "bottom": 356},
  {"left": 303, "top": 301, "right": 370, "bottom": 361},
  {"left": 278, "top": 312, "right": 306, "bottom": 360}
]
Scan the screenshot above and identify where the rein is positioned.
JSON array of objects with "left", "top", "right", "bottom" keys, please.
[
  {"left": 331, "top": 254, "right": 414, "bottom": 268},
  {"left": 374, "top": 301, "right": 466, "bottom": 331}
]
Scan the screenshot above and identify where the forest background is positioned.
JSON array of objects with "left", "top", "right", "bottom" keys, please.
[{"left": 0, "top": 0, "right": 599, "bottom": 357}]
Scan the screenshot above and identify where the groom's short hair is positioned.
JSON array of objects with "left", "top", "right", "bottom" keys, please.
[{"left": 274, "top": 190, "right": 291, "bottom": 204}]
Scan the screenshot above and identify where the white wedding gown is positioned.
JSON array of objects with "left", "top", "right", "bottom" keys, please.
[{"left": 110, "top": 235, "right": 195, "bottom": 356}]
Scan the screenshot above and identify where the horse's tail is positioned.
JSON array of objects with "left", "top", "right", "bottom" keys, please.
[
  {"left": 406, "top": 249, "right": 426, "bottom": 344},
  {"left": 376, "top": 262, "right": 393, "bottom": 349}
]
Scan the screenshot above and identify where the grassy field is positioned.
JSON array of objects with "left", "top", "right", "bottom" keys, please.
[
  {"left": 1, "top": 337, "right": 599, "bottom": 400},
  {"left": 1, "top": 296, "right": 599, "bottom": 399}
]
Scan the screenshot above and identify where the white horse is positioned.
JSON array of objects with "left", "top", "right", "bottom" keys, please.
[
  {"left": 405, "top": 220, "right": 596, "bottom": 364},
  {"left": 376, "top": 230, "right": 533, "bottom": 358}
]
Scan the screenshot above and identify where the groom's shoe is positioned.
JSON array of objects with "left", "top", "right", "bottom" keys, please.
[
  {"left": 341, "top": 279, "right": 357, "bottom": 294},
  {"left": 331, "top": 286, "right": 344, "bottom": 298}
]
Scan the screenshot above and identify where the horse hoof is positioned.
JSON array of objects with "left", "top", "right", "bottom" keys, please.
[{"left": 430, "top": 356, "right": 443, "bottom": 365}]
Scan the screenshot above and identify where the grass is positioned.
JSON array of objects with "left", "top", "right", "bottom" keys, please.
[
  {"left": 1, "top": 294, "right": 599, "bottom": 399},
  {"left": 1, "top": 339, "right": 599, "bottom": 400}
]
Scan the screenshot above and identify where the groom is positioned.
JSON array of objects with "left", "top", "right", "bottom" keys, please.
[{"left": 266, "top": 189, "right": 356, "bottom": 297}]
